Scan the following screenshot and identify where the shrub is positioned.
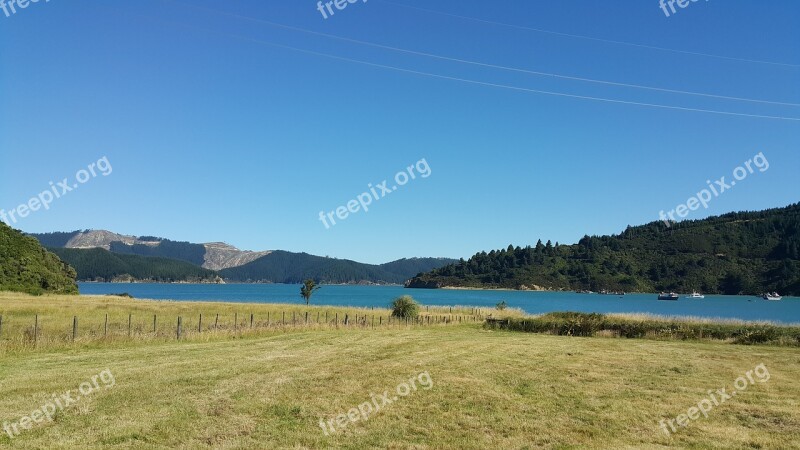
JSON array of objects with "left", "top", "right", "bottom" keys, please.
[{"left": 391, "top": 295, "right": 420, "bottom": 319}]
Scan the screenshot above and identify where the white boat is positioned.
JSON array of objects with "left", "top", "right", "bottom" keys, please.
[
  {"left": 763, "top": 292, "right": 782, "bottom": 301},
  {"left": 686, "top": 292, "right": 704, "bottom": 299}
]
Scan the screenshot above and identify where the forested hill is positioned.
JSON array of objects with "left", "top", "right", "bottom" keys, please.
[
  {"left": 406, "top": 203, "right": 800, "bottom": 296},
  {"left": 49, "top": 248, "right": 220, "bottom": 283},
  {"left": 219, "top": 252, "right": 457, "bottom": 284},
  {"left": 0, "top": 222, "right": 78, "bottom": 295}
]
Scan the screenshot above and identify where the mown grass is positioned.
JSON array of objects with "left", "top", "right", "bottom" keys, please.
[
  {"left": 488, "top": 311, "right": 800, "bottom": 346},
  {"left": 1, "top": 294, "right": 799, "bottom": 448}
]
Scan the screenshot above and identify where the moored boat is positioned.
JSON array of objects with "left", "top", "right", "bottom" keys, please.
[
  {"left": 686, "top": 292, "right": 704, "bottom": 299},
  {"left": 762, "top": 292, "right": 782, "bottom": 301},
  {"left": 658, "top": 292, "right": 679, "bottom": 301}
]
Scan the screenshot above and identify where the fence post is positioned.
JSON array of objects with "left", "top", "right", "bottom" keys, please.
[
  {"left": 199, "top": 313, "right": 203, "bottom": 333},
  {"left": 325, "top": 312, "right": 328, "bottom": 324},
  {"left": 104, "top": 314, "right": 108, "bottom": 336},
  {"left": 250, "top": 313, "right": 254, "bottom": 328},
  {"left": 234, "top": 313, "right": 238, "bottom": 331},
  {"left": 282, "top": 312, "right": 285, "bottom": 326},
  {"left": 335, "top": 313, "right": 338, "bottom": 327},
  {"left": 153, "top": 315, "right": 157, "bottom": 333},
  {"left": 305, "top": 312, "right": 308, "bottom": 325},
  {"left": 317, "top": 311, "right": 320, "bottom": 324},
  {"left": 372, "top": 315, "right": 374, "bottom": 328},
  {"left": 177, "top": 316, "right": 182, "bottom": 340},
  {"left": 344, "top": 314, "right": 349, "bottom": 326},
  {"left": 215, "top": 314, "right": 219, "bottom": 330},
  {"left": 128, "top": 314, "right": 132, "bottom": 337},
  {"left": 379, "top": 316, "right": 382, "bottom": 326},
  {"left": 72, "top": 316, "right": 78, "bottom": 342},
  {"left": 34, "top": 314, "right": 39, "bottom": 347},
  {"left": 267, "top": 312, "right": 270, "bottom": 327},
  {"left": 293, "top": 311, "right": 296, "bottom": 325}
]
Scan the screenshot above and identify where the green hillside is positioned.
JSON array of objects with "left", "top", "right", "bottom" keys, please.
[
  {"left": 407, "top": 203, "right": 800, "bottom": 296},
  {"left": 108, "top": 239, "right": 206, "bottom": 266},
  {"left": 49, "top": 247, "right": 219, "bottom": 283},
  {"left": 0, "top": 223, "right": 78, "bottom": 295},
  {"left": 220, "top": 251, "right": 456, "bottom": 284}
]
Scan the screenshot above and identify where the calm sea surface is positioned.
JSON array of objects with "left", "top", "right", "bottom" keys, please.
[{"left": 77, "top": 283, "right": 800, "bottom": 324}]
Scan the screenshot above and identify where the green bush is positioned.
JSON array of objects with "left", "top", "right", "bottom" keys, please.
[{"left": 391, "top": 295, "right": 420, "bottom": 319}]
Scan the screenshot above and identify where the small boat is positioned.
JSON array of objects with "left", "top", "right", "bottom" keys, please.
[
  {"left": 686, "top": 292, "right": 705, "bottom": 299},
  {"left": 658, "top": 292, "right": 679, "bottom": 301},
  {"left": 762, "top": 292, "right": 782, "bottom": 301}
]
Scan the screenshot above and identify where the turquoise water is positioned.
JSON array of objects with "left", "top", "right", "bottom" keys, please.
[{"left": 77, "top": 283, "right": 800, "bottom": 324}]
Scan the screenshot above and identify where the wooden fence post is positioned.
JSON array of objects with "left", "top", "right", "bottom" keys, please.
[
  {"left": 215, "top": 314, "right": 219, "bottom": 330},
  {"left": 344, "top": 314, "right": 349, "bottom": 326},
  {"left": 104, "top": 314, "right": 108, "bottom": 336},
  {"left": 34, "top": 314, "right": 39, "bottom": 346},
  {"left": 267, "top": 311, "right": 270, "bottom": 326},
  {"left": 128, "top": 314, "right": 132, "bottom": 337},
  {"left": 282, "top": 312, "right": 285, "bottom": 325},
  {"left": 177, "top": 316, "right": 182, "bottom": 340},
  {"left": 234, "top": 313, "right": 238, "bottom": 330},
  {"left": 250, "top": 313, "right": 254, "bottom": 328},
  {"left": 305, "top": 312, "right": 308, "bottom": 325},
  {"left": 317, "top": 311, "right": 320, "bottom": 323},
  {"left": 293, "top": 311, "right": 296, "bottom": 325},
  {"left": 153, "top": 315, "right": 157, "bottom": 333},
  {"left": 199, "top": 313, "right": 203, "bottom": 333},
  {"left": 72, "top": 316, "right": 78, "bottom": 342},
  {"left": 335, "top": 313, "right": 338, "bottom": 327},
  {"left": 372, "top": 315, "right": 374, "bottom": 328}
]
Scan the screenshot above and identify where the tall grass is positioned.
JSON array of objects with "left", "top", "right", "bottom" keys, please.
[{"left": 485, "top": 311, "right": 800, "bottom": 346}]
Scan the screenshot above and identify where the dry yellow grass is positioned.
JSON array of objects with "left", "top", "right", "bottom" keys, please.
[{"left": 0, "top": 293, "right": 799, "bottom": 448}]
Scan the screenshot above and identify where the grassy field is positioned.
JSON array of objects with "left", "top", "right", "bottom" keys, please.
[{"left": 1, "top": 294, "right": 799, "bottom": 449}]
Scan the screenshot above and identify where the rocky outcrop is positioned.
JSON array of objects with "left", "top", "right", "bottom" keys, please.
[
  {"left": 65, "top": 230, "right": 143, "bottom": 249},
  {"left": 404, "top": 278, "right": 444, "bottom": 289},
  {"left": 202, "top": 242, "right": 271, "bottom": 271}
]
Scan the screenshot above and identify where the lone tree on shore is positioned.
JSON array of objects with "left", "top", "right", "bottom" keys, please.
[{"left": 300, "top": 279, "right": 321, "bottom": 305}]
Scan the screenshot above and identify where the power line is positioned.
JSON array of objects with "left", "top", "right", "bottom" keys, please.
[
  {"left": 181, "top": 3, "right": 798, "bottom": 107},
  {"left": 133, "top": 6, "right": 800, "bottom": 121},
  {"left": 224, "top": 32, "right": 800, "bottom": 122},
  {"left": 375, "top": 0, "right": 800, "bottom": 69}
]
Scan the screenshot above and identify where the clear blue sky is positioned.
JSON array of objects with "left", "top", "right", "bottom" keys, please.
[{"left": 1, "top": 0, "right": 798, "bottom": 264}]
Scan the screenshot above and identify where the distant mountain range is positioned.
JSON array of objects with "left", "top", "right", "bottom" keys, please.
[
  {"left": 407, "top": 203, "right": 800, "bottom": 296},
  {"left": 32, "top": 230, "right": 270, "bottom": 270},
  {"left": 29, "top": 230, "right": 456, "bottom": 284}
]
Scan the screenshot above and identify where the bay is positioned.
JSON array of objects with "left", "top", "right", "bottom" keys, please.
[{"left": 76, "top": 283, "right": 800, "bottom": 324}]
